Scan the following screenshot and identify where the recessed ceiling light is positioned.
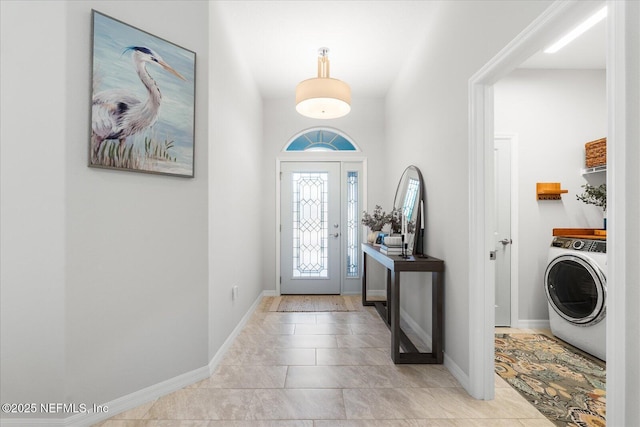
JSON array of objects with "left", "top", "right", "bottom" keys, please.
[{"left": 544, "top": 6, "right": 607, "bottom": 54}]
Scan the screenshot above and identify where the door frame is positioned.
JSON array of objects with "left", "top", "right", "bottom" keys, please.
[
  {"left": 494, "top": 134, "right": 519, "bottom": 327},
  {"left": 275, "top": 154, "right": 368, "bottom": 296},
  {"left": 469, "top": 4, "right": 630, "bottom": 424}
]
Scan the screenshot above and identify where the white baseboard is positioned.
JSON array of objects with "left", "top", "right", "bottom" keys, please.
[
  {"left": 400, "top": 307, "right": 432, "bottom": 348},
  {"left": 444, "top": 352, "right": 470, "bottom": 391},
  {"left": 0, "top": 291, "right": 270, "bottom": 427},
  {"left": 207, "top": 290, "right": 266, "bottom": 374},
  {"left": 262, "top": 289, "right": 277, "bottom": 297},
  {"left": 398, "top": 307, "right": 468, "bottom": 393},
  {"left": 71, "top": 365, "right": 210, "bottom": 427},
  {"left": 1, "top": 360, "right": 211, "bottom": 427},
  {"left": 516, "top": 319, "right": 550, "bottom": 329},
  {"left": 367, "top": 290, "right": 386, "bottom": 298}
]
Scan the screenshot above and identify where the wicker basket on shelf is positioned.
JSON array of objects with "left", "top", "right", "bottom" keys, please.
[{"left": 585, "top": 137, "right": 606, "bottom": 167}]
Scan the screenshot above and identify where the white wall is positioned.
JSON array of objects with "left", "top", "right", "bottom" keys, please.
[
  {"left": 0, "top": 0, "right": 263, "bottom": 419},
  {"left": 65, "top": 1, "right": 211, "bottom": 406},
  {"left": 494, "top": 69, "right": 607, "bottom": 323},
  {"left": 208, "top": 2, "right": 265, "bottom": 356},
  {"left": 1, "top": 0, "right": 67, "bottom": 413},
  {"left": 261, "top": 97, "right": 388, "bottom": 294},
  {"left": 385, "top": 0, "right": 553, "bottom": 381},
  {"left": 1, "top": 0, "right": 266, "bottom": 420},
  {"left": 64, "top": 1, "right": 210, "bottom": 407}
]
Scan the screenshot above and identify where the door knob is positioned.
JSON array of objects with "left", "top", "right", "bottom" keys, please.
[
  {"left": 499, "top": 238, "right": 512, "bottom": 245},
  {"left": 332, "top": 233, "right": 340, "bottom": 238}
]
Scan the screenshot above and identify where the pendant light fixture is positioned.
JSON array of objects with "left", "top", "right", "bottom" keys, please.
[{"left": 295, "top": 48, "right": 351, "bottom": 119}]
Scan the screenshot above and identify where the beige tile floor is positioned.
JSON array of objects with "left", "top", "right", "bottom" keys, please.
[{"left": 96, "top": 296, "right": 553, "bottom": 427}]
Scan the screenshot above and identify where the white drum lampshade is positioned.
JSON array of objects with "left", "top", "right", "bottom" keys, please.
[{"left": 295, "top": 48, "right": 351, "bottom": 119}]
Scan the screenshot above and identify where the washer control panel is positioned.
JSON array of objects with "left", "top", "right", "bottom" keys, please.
[{"left": 551, "top": 237, "right": 606, "bottom": 253}]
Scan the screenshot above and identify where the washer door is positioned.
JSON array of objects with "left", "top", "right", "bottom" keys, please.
[{"left": 544, "top": 254, "right": 606, "bottom": 326}]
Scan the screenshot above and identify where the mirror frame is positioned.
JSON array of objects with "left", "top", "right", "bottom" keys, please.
[{"left": 393, "top": 165, "right": 425, "bottom": 255}]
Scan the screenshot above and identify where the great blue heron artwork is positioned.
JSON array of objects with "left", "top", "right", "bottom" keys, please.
[{"left": 90, "top": 10, "right": 196, "bottom": 177}]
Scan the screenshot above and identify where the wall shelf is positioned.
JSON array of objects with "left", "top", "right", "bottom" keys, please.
[
  {"left": 581, "top": 165, "right": 606, "bottom": 175},
  {"left": 536, "top": 182, "right": 568, "bottom": 200}
]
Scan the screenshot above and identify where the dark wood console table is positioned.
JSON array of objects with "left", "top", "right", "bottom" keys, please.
[{"left": 361, "top": 243, "right": 445, "bottom": 364}]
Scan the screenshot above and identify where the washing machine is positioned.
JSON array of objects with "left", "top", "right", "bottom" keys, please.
[{"left": 544, "top": 236, "right": 606, "bottom": 361}]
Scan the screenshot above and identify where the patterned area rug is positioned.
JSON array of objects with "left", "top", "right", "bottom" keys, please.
[
  {"left": 269, "top": 295, "right": 359, "bottom": 312},
  {"left": 495, "top": 333, "right": 606, "bottom": 426}
]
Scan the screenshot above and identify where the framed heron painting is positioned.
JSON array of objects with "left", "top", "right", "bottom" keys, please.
[{"left": 89, "top": 10, "right": 196, "bottom": 177}]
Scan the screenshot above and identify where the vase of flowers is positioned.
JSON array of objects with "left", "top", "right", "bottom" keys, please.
[
  {"left": 362, "top": 205, "right": 416, "bottom": 244},
  {"left": 362, "top": 205, "right": 391, "bottom": 243},
  {"left": 577, "top": 183, "right": 607, "bottom": 229}
]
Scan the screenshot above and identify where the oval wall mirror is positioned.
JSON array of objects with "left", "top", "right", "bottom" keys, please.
[{"left": 393, "top": 165, "right": 424, "bottom": 254}]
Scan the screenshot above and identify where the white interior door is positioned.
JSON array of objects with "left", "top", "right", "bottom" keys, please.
[
  {"left": 281, "top": 162, "right": 341, "bottom": 294},
  {"left": 494, "top": 139, "right": 512, "bottom": 326}
]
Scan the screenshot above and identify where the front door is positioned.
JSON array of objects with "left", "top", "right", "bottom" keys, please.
[{"left": 280, "top": 162, "right": 341, "bottom": 294}]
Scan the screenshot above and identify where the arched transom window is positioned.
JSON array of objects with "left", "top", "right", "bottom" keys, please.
[{"left": 284, "top": 128, "right": 359, "bottom": 152}]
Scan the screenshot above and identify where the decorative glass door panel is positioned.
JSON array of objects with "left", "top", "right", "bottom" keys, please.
[
  {"left": 346, "top": 171, "right": 359, "bottom": 278},
  {"left": 281, "top": 162, "right": 340, "bottom": 294},
  {"left": 292, "top": 172, "right": 329, "bottom": 278}
]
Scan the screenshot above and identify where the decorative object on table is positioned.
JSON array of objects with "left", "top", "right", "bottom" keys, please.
[
  {"left": 577, "top": 183, "right": 607, "bottom": 229},
  {"left": 362, "top": 205, "right": 392, "bottom": 243},
  {"left": 90, "top": 10, "right": 196, "bottom": 177},
  {"left": 374, "top": 232, "right": 389, "bottom": 247},
  {"left": 495, "top": 333, "right": 606, "bottom": 426},
  {"left": 401, "top": 235, "right": 409, "bottom": 259},
  {"left": 585, "top": 137, "right": 606, "bottom": 168},
  {"left": 380, "top": 235, "right": 403, "bottom": 255},
  {"left": 384, "top": 236, "right": 403, "bottom": 246},
  {"left": 380, "top": 247, "right": 403, "bottom": 256},
  {"left": 388, "top": 207, "right": 416, "bottom": 254},
  {"left": 393, "top": 165, "right": 425, "bottom": 255},
  {"left": 416, "top": 200, "right": 425, "bottom": 256}
]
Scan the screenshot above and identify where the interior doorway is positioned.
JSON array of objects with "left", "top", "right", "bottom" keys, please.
[{"left": 467, "top": 0, "right": 621, "bottom": 405}]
